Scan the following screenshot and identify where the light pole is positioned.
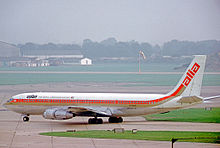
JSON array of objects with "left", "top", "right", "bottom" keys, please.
[
  {"left": 139, "top": 51, "right": 141, "bottom": 73},
  {"left": 138, "top": 50, "right": 146, "bottom": 73}
]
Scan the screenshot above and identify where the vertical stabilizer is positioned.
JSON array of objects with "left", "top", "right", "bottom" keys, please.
[{"left": 167, "top": 55, "right": 206, "bottom": 97}]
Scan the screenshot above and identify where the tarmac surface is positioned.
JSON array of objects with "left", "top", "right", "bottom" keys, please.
[{"left": 0, "top": 82, "right": 220, "bottom": 148}]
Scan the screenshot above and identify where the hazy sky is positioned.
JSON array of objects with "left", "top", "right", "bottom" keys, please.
[{"left": 0, "top": 0, "right": 220, "bottom": 45}]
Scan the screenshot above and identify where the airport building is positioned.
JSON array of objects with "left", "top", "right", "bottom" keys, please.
[
  {"left": 81, "top": 58, "right": 92, "bottom": 65},
  {"left": 22, "top": 48, "right": 84, "bottom": 66},
  {"left": 0, "top": 41, "right": 93, "bottom": 67}
]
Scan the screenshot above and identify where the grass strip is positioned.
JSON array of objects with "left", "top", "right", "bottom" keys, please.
[
  {"left": 144, "top": 108, "right": 220, "bottom": 123},
  {"left": 40, "top": 130, "right": 220, "bottom": 143}
]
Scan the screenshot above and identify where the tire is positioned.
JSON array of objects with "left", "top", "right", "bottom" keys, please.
[
  {"left": 88, "top": 118, "right": 103, "bottom": 124},
  {"left": 88, "top": 118, "right": 95, "bottom": 124},
  {"left": 109, "top": 117, "right": 123, "bottom": 123},
  {"left": 97, "top": 119, "right": 103, "bottom": 124},
  {"left": 118, "top": 117, "right": 123, "bottom": 123},
  {"left": 88, "top": 118, "right": 92, "bottom": 124},
  {"left": 23, "top": 116, "right": 29, "bottom": 122},
  {"left": 108, "top": 117, "right": 114, "bottom": 123},
  {"left": 109, "top": 117, "right": 117, "bottom": 123}
]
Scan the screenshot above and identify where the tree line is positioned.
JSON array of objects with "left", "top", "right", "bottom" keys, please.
[{"left": 18, "top": 38, "right": 220, "bottom": 61}]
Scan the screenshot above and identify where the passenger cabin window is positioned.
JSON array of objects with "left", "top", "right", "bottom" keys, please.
[{"left": 26, "top": 95, "right": 37, "bottom": 98}]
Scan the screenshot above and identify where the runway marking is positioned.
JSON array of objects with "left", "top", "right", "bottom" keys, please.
[
  {"left": 9, "top": 115, "right": 21, "bottom": 148},
  {"left": 50, "top": 121, "right": 54, "bottom": 148},
  {"left": 91, "top": 138, "right": 97, "bottom": 148},
  {"left": 132, "top": 140, "right": 140, "bottom": 148}
]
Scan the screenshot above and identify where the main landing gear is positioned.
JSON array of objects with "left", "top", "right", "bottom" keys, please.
[
  {"left": 108, "top": 117, "right": 123, "bottom": 123},
  {"left": 88, "top": 117, "right": 123, "bottom": 124},
  {"left": 23, "top": 115, "right": 29, "bottom": 122},
  {"left": 88, "top": 117, "right": 103, "bottom": 124}
]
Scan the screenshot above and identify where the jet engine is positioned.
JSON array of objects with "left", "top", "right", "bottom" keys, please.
[{"left": 43, "top": 109, "right": 74, "bottom": 120}]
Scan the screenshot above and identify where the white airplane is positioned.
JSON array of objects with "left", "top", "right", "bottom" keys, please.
[{"left": 3, "top": 55, "right": 218, "bottom": 124}]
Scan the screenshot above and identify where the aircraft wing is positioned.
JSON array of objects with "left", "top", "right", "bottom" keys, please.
[{"left": 67, "top": 106, "right": 113, "bottom": 117}]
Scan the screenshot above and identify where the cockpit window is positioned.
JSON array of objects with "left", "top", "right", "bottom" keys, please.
[
  {"left": 7, "top": 98, "right": 13, "bottom": 103},
  {"left": 26, "top": 95, "right": 37, "bottom": 98}
]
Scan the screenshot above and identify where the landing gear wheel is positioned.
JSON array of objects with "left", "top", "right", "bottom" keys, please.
[
  {"left": 108, "top": 117, "right": 123, "bottom": 123},
  {"left": 88, "top": 118, "right": 103, "bottom": 124},
  {"left": 97, "top": 119, "right": 103, "bottom": 124},
  {"left": 118, "top": 117, "right": 123, "bottom": 123},
  {"left": 23, "top": 116, "right": 29, "bottom": 122}
]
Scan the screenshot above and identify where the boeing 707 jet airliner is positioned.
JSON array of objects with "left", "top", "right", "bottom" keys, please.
[{"left": 4, "top": 55, "right": 217, "bottom": 124}]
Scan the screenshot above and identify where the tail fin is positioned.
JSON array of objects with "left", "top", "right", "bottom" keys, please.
[{"left": 167, "top": 55, "right": 206, "bottom": 97}]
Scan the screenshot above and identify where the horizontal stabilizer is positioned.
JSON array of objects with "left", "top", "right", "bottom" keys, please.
[
  {"left": 177, "top": 96, "right": 203, "bottom": 104},
  {"left": 203, "top": 95, "right": 220, "bottom": 101}
]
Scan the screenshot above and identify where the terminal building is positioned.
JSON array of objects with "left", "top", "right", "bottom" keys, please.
[
  {"left": 22, "top": 48, "right": 84, "bottom": 66},
  {"left": 0, "top": 41, "right": 92, "bottom": 67}
]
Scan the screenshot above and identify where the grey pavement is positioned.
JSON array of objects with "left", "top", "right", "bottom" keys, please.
[{"left": 0, "top": 111, "right": 219, "bottom": 148}]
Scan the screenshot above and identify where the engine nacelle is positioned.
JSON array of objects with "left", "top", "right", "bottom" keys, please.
[{"left": 43, "top": 109, "right": 74, "bottom": 120}]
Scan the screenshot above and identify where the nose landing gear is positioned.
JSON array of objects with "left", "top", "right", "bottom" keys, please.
[{"left": 23, "top": 115, "right": 29, "bottom": 122}]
